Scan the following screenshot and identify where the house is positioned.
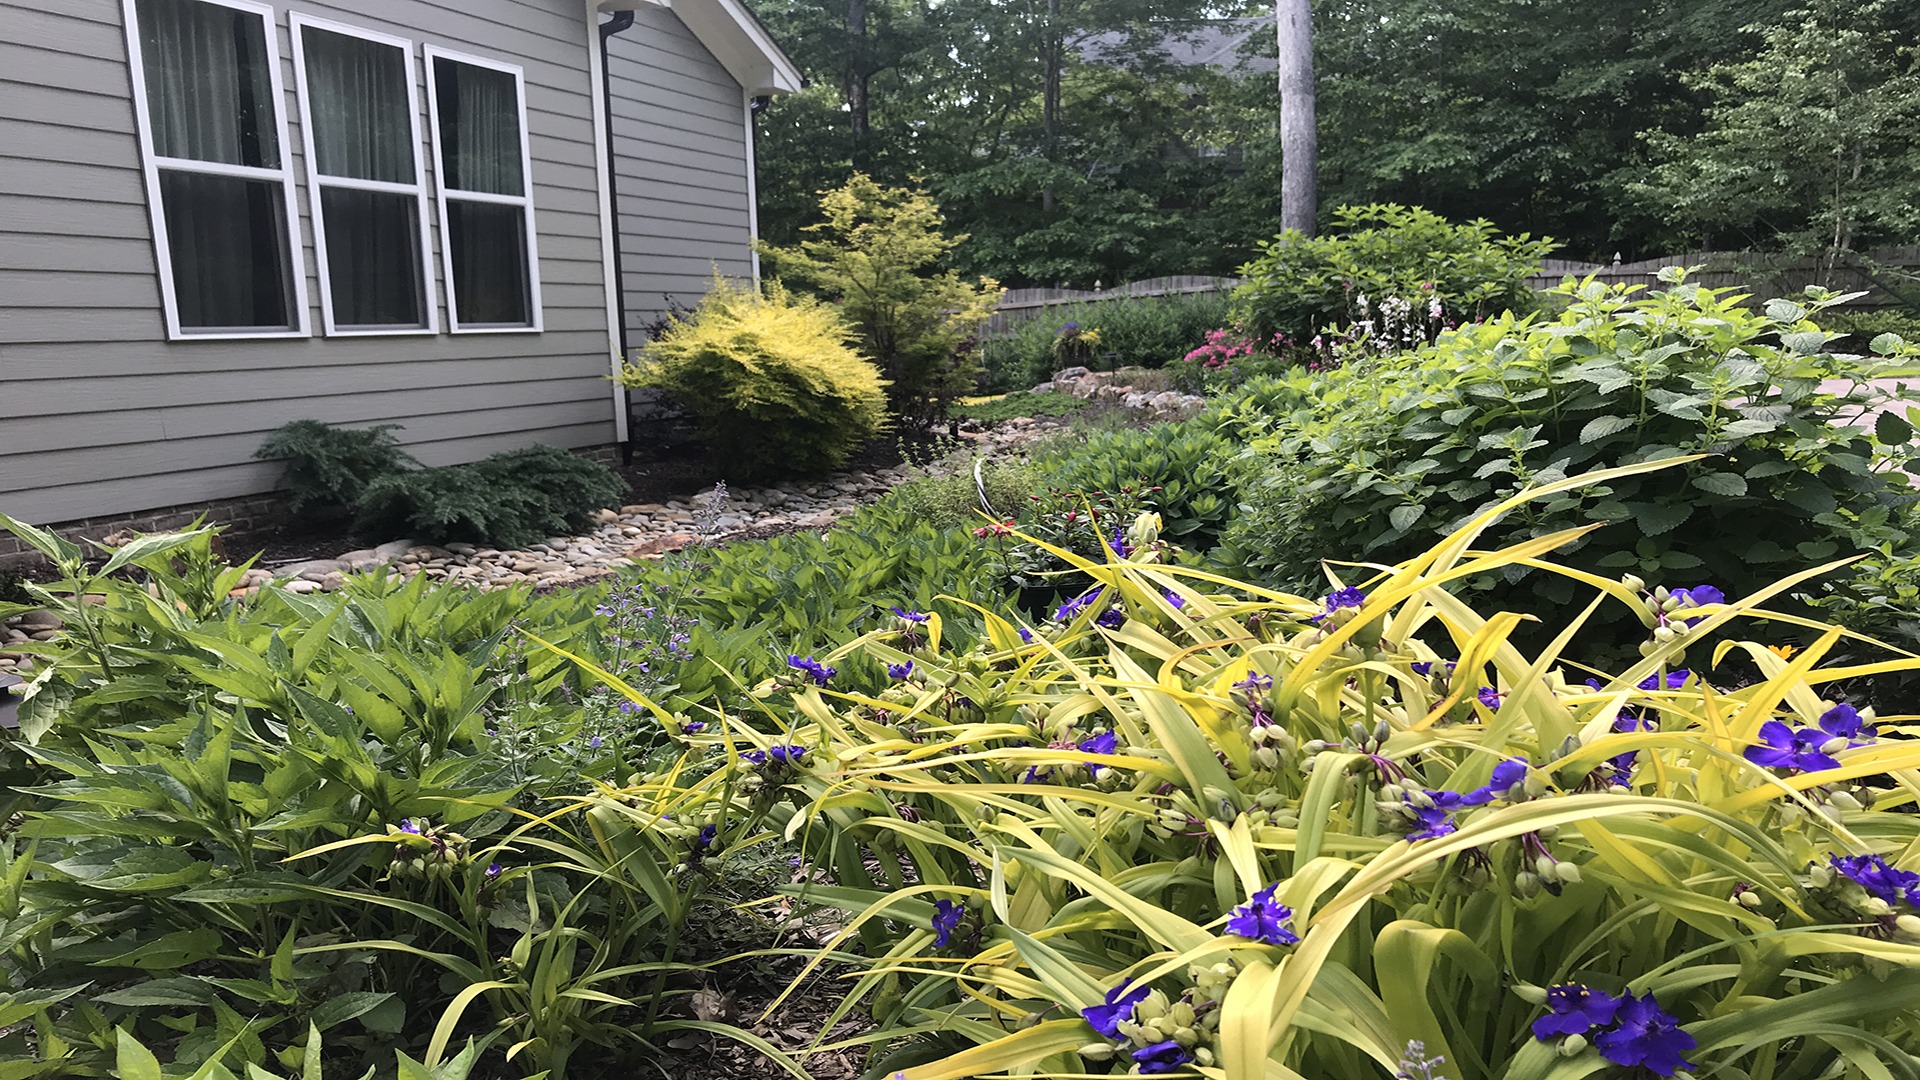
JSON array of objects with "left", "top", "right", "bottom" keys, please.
[{"left": 0, "top": 0, "right": 800, "bottom": 538}]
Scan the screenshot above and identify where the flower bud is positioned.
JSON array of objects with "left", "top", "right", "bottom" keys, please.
[
  {"left": 1168, "top": 1002, "right": 1196, "bottom": 1029},
  {"left": 1173, "top": 1026, "right": 1200, "bottom": 1047},
  {"left": 1511, "top": 982, "right": 1549, "bottom": 1005},
  {"left": 1558, "top": 1034, "right": 1589, "bottom": 1057},
  {"left": 1826, "top": 790, "right": 1863, "bottom": 812},
  {"left": 1621, "top": 574, "right": 1646, "bottom": 593},
  {"left": 1864, "top": 897, "right": 1894, "bottom": 917},
  {"left": 1373, "top": 720, "right": 1392, "bottom": 744},
  {"left": 1556, "top": 861, "right": 1582, "bottom": 885},
  {"left": 1194, "top": 1047, "right": 1216, "bottom": 1067},
  {"left": 1078, "top": 1043, "right": 1116, "bottom": 1062},
  {"left": 1808, "top": 864, "right": 1834, "bottom": 888},
  {"left": 1653, "top": 625, "right": 1676, "bottom": 643},
  {"left": 1535, "top": 856, "right": 1560, "bottom": 882},
  {"left": 1896, "top": 915, "right": 1920, "bottom": 938},
  {"left": 1350, "top": 721, "right": 1371, "bottom": 746},
  {"left": 1737, "top": 889, "right": 1763, "bottom": 910},
  {"left": 1515, "top": 871, "right": 1543, "bottom": 898},
  {"left": 1254, "top": 746, "right": 1281, "bottom": 770}
]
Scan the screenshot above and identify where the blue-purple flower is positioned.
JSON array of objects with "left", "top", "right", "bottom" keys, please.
[
  {"left": 1638, "top": 670, "right": 1691, "bottom": 691},
  {"left": 1021, "top": 765, "right": 1053, "bottom": 784},
  {"left": 1165, "top": 590, "right": 1185, "bottom": 609},
  {"left": 1594, "top": 992, "right": 1696, "bottom": 1076},
  {"left": 694, "top": 824, "right": 717, "bottom": 852},
  {"left": 1078, "top": 729, "right": 1118, "bottom": 775},
  {"left": 1744, "top": 719, "right": 1842, "bottom": 773},
  {"left": 891, "top": 606, "right": 930, "bottom": 624},
  {"left": 681, "top": 720, "right": 708, "bottom": 735},
  {"left": 1410, "top": 659, "right": 1454, "bottom": 677},
  {"left": 1017, "top": 627, "right": 1034, "bottom": 643},
  {"left": 484, "top": 862, "right": 503, "bottom": 880},
  {"left": 1234, "top": 672, "right": 1273, "bottom": 693},
  {"left": 1831, "top": 853, "right": 1920, "bottom": 908},
  {"left": 931, "top": 899, "right": 965, "bottom": 947},
  {"left": 1818, "top": 702, "right": 1875, "bottom": 744},
  {"left": 1095, "top": 605, "right": 1126, "bottom": 629},
  {"left": 743, "top": 744, "right": 809, "bottom": 770},
  {"left": 1108, "top": 528, "right": 1133, "bottom": 558},
  {"left": 1311, "top": 586, "right": 1368, "bottom": 623},
  {"left": 1081, "top": 982, "right": 1151, "bottom": 1038},
  {"left": 887, "top": 660, "right": 916, "bottom": 680},
  {"left": 1530, "top": 983, "right": 1622, "bottom": 1039},
  {"left": 1476, "top": 686, "right": 1504, "bottom": 710},
  {"left": 786, "top": 654, "right": 837, "bottom": 686},
  {"left": 1131, "top": 1040, "right": 1195, "bottom": 1074},
  {"left": 1225, "top": 883, "right": 1300, "bottom": 946},
  {"left": 1458, "top": 757, "right": 1530, "bottom": 806},
  {"left": 1405, "top": 800, "right": 1457, "bottom": 841},
  {"left": 398, "top": 820, "right": 422, "bottom": 835},
  {"left": 1055, "top": 587, "right": 1104, "bottom": 622}
]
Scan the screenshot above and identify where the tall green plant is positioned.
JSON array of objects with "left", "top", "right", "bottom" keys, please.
[{"left": 760, "top": 174, "right": 1001, "bottom": 432}]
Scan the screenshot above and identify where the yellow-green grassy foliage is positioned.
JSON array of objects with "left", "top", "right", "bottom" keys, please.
[
  {"left": 619, "top": 277, "right": 889, "bottom": 479},
  {"left": 579, "top": 460, "right": 1920, "bottom": 1079}
]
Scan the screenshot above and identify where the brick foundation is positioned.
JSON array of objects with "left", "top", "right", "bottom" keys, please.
[{"left": 0, "top": 444, "right": 624, "bottom": 570}]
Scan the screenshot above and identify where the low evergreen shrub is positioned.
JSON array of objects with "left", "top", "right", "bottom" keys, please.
[
  {"left": 950, "top": 389, "right": 1087, "bottom": 423},
  {"left": 355, "top": 445, "right": 624, "bottom": 548},
  {"left": 619, "top": 278, "right": 889, "bottom": 480},
  {"left": 254, "top": 419, "right": 416, "bottom": 514}
]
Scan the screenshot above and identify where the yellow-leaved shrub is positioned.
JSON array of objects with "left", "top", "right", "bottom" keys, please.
[{"left": 619, "top": 277, "right": 889, "bottom": 479}]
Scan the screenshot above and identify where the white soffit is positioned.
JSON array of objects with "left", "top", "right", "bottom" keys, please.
[{"left": 599, "top": 0, "right": 803, "bottom": 96}]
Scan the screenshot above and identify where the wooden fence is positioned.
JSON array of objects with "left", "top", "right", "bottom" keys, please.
[
  {"left": 982, "top": 275, "right": 1241, "bottom": 336},
  {"left": 1523, "top": 247, "right": 1920, "bottom": 308}
]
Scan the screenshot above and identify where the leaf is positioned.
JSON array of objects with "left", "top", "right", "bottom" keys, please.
[
  {"left": 310, "top": 992, "right": 397, "bottom": 1032},
  {"left": 1579, "top": 414, "right": 1636, "bottom": 442},
  {"left": 100, "top": 528, "right": 213, "bottom": 576},
  {"left": 1691, "top": 472, "right": 1748, "bottom": 497},
  {"left": 116, "top": 1028, "right": 164, "bottom": 1080},
  {"left": 1870, "top": 332, "right": 1907, "bottom": 355},
  {"left": 1388, "top": 505, "right": 1422, "bottom": 532},
  {"left": 1765, "top": 298, "right": 1808, "bottom": 323},
  {"left": 1628, "top": 501, "right": 1693, "bottom": 535},
  {"left": 1875, "top": 409, "right": 1913, "bottom": 446},
  {"left": 1781, "top": 330, "right": 1829, "bottom": 355}
]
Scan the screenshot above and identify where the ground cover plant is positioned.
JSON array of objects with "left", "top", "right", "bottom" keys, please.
[{"left": 255, "top": 421, "right": 418, "bottom": 518}]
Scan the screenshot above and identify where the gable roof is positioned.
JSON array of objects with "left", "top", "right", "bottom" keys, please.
[{"left": 599, "top": 0, "right": 803, "bottom": 95}]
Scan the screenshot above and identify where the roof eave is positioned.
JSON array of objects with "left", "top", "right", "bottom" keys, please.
[{"left": 598, "top": 0, "right": 803, "bottom": 96}]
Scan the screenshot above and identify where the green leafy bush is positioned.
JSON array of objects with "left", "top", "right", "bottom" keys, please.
[
  {"left": 759, "top": 174, "right": 999, "bottom": 433},
  {"left": 254, "top": 420, "right": 416, "bottom": 514},
  {"left": 355, "top": 444, "right": 624, "bottom": 548},
  {"left": 950, "top": 389, "right": 1087, "bottom": 423},
  {"left": 1820, "top": 307, "right": 1920, "bottom": 351},
  {"left": 1037, "top": 421, "right": 1242, "bottom": 550},
  {"left": 1225, "top": 273, "right": 1920, "bottom": 652},
  {"left": 1233, "top": 203, "right": 1557, "bottom": 343},
  {"left": 981, "top": 291, "right": 1236, "bottom": 392},
  {"left": 619, "top": 277, "right": 888, "bottom": 480}
]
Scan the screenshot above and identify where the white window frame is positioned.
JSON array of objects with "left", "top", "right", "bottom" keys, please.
[
  {"left": 423, "top": 45, "right": 544, "bottom": 334},
  {"left": 122, "top": 0, "right": 312, "bottom": 341},
  {"left": 289, "top": 13, "right": 438, "bottom": 336}
]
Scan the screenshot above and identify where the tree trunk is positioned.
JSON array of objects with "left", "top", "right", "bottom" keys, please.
[
  {"left": 847, "top": 0, "right": 870, "bottom": 158},
  {"left": 1276, "top": 0, "right": 1317, "bottom": 235},
  {"left": 1042, "top": 0, "right": 1061, "bottom": 213}
]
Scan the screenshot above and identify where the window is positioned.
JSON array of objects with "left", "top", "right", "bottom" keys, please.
[
  {"left": 125, "top": 0, "right": 307, "bottom": 338},
  {"left": 425, "top": 47, "right": 542, "bottom": 331},
  {"left": 291, "top": 15, "right": 436, "bottom": 334}
]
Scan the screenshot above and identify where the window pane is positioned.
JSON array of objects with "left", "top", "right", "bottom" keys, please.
[
  {"left": 321, "top": 188, "right": 425, "bottom": 327},
  {"left": 302, "top": 28, "right": 413, "bottom": 184},
  {"left": 158, "top": 170, "right": 296, "bottom": 330},
  {"left": 447, "top": 199, "right": 531, "bottom": 325},
  {"left": 136, "top": 0, "right": 279, "bottom": 167},
  {"left": 433, "top": 58, "right": 524, "bottom": 195}
]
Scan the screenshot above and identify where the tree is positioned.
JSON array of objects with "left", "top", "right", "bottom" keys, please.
[
  {"left": 1633, "top": 0, "right": 1920, "bottom": 265},
  {"left": 1275, "top": 0, "right": 1316, "bottom": 234}
]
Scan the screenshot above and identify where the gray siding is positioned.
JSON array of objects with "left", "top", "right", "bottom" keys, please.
[
  {"left": 0, "top": 0, "right": 619, "bottom": 525},
  {"left": 605, "top": 6, "right": 755, "bottom": 344}
]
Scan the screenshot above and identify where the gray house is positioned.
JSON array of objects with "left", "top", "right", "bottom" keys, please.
[{"left": 0, "top": 0, "right": 800, "bottom": 531}]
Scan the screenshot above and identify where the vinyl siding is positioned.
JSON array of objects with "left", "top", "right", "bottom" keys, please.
[
  {"left": 0, "top": 0, "right": 621, "bottom": 525},
  {"left": 604, "top": 6, "right": 755, "bottom": 342}
]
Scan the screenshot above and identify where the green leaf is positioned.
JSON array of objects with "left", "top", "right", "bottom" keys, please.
[
  {"left": 99, "top": 528, "right": 213, "bottom": 576},
  {"left": 310, "top": 992, "right": 398, "bottom": 1032},
  {"left": 1691, "top": 472, "right": 1748, "bottom": 497},
  {"left": 1869, "top": 332, "right": 1907, "bottom": 355},
  {"left": 1579, "top": 414, "right": 1636, "bottom": 442},
  {"left": 1781, "top": 330, "right": 1829, "bottom": 355},
  {"left": 1388, "top": 505, "right": 1422, "bottom": 532},
  {"left": 116, "top": 1028, "right": 164, "bottom": 1080},
  {"left": 1628, "top": 502, "right": 1693, "bottom": 536},
  {"left": 1875, "top": 409, "right": 1913, "bottom": 446}
]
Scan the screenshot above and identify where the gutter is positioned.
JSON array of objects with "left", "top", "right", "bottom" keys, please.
[{"left": 590, "top": 7, "right": 638, "bottom": 459}]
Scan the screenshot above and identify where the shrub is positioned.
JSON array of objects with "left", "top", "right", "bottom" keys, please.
[
  {"left": 355, "top": 444, "right": 624, "bottom": 548},
  {"left": 759, "top": 174, "right": 999, "bottom": 433},
  {"left": 1820, "top": 306, "right": 1920, "bottom": 351},
  {"left": 254, "top": 420, "right": 415, "bottom": 514},
  {"left": 1225, "top": 272, "right": 1920, "bottom": 654},
  {"left": 895, "top": 460, "right": 1043, "bottom": 530},
  {"left": 950, "top": 389, "right": 1087, "bottom": 423},
  {"left": 981, "top": 292, "right": 1236, "bottom": 391},
  {"left": 1037, "top": 421, "right": 1242, "bottom": 550},
  {"left": 1233, "top": 202, "right": 1557, "bottom": 343},
  {"left": 619, "top": 277, "right": 888, "bottom": 480},
  {"left": 613, "top": 476, "right": 1920, "bottom": 1080}
]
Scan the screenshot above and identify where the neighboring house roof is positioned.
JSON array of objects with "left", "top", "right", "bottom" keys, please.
[
  {"left": 599, "top": 0, "right": 803, "bottom": 95},
  {"left": 1078, "top": 17, "right": 1276, "bottom": 78}
]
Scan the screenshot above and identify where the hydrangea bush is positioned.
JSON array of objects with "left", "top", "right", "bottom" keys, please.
[{"left": 589, "top": 462, "right": 1920, "bottom": 1079}]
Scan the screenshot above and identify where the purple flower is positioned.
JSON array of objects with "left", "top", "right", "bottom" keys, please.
[
  {"left": 1608, "top": 714, "right": 1655, "bottom": 778},
  {"left": 1225, "top": 883, "right": 1300, "bottom": 946},
  {"left": 931, "top": 899, "right": 965, "bottom": 947},
  {"left": 1311, "top": 586, "right": 1368, "bottom": 623},
  {"left": 891, "top": 606, "right": 930, "bottom": 624},
  {"left": 1476, "top": 686, "right": 1503, "bottom": 710},
  {"left": 1108, "top": 528, "right": 1133, "bottom": 558},
  {"left": 1531, "top": 983, "right": 1622, "bottom": 1039},
  {"left": 1594, "top": 993, "right": 1696, "bottom": 1076},
  {"left": 398, "top": 820, "right": 422, "bottom": 835},
  {"left": 1405, "top": 800, "right": 1457, "bottom": 841},
  {"left": 1744, "top": 719, "right": 1842, "bottom": 773},
  {"left": 743, "top": 744, "right": 809, "bottom": 770},
  {"left": 1017, "top": 627, "right": 1034, "bottom": 643},
  {"left": 1637, "top": 670, "right": 1691, "bottom": 691},
  {"left": 1095, "top": 606, "right": 1126, "bottom": 629},
  {"left": 1081, "top": 982, "right": 1151, "bottom": 1038},
  {"left": 1459, "top": 757, "right": 1530, "bottom": 806},
  {"left": 1677, "top": 584, "right": 1725, "bottom": 608},
  {"left": 1055, "top": 588, "right": 1104, "bottom": 622},
  {"left": 786, "top": 654, "right": 837, "bottom": 686},
  {"left": 1078, "top": 729, "right": 1118, "bottom": 775},
  {"left": 694, "top": 824, "right": 717, "bottom": 852},
  {"left": 888, "top": 660, "right": 915, "bottom": 680},
  {"left": 1818, "top": 703, "right": 1875, "bottom": 744},
  {"left": 484, "top": 862, "right": 503, "bottom": 880},
  {"left": 1831, "top": 853, "right": 1920, "bottom": 908},
  {"left": 1234, "top": 672, "right": 1273, "bottom": 693},
  {"left": 1131, "top": 1040, "right": 1194, "bottom": 1074},
  {"left": 1021, "top": 765, "right": 1053, "bottom": 784},
  {"left": 1410, "top": 660, "right": 1453, "bottom": 677},
  {"left": 587, "top": 735, "right": 604, "bottom": 750},
  {"left": 1164, "top": 590, "right": 1185, "bottom": 609},
  {"left": 1061, "top": 321, "right": 1081, "bottom": 332},
  {"left": 682, "top": 720, "right": 708, "bottom": 734}
]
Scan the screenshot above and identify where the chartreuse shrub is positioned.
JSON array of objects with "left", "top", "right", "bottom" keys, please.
[
  {"left": 620, "top": 277, "right": 889, "bottom": 479},
  {"left": 1226, "top": 272, "right": 1920, "bottom": 655},
  {"left": 1233, "top": 203, "right": 1556, "bottom": 345},
  {"left": 570, "top": 461, "right": 1920, "bottom": 1079},
  {"left": 0, "top": 516, "right": 803, "bottom": 1078},
  {"left": 255, "top": 420, "right": 416, "bottom": 515},
  {"left": 355, "top": 443, "right": 626, "bottom": 548}
]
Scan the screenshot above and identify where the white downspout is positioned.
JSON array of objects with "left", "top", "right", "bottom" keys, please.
[
  {"left": 743, "top": 88, "right": 762, "bottom": 282},
  {"left": 586, "top": 0, "right": 629, "bottom": 444}
]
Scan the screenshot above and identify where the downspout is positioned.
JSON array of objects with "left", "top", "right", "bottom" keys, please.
[
  {"left": 599, "top": 9, "right": 638, "bottom": 461},
  {"left": 746, "top": 93, "right": 771, "bottom": 281}
]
